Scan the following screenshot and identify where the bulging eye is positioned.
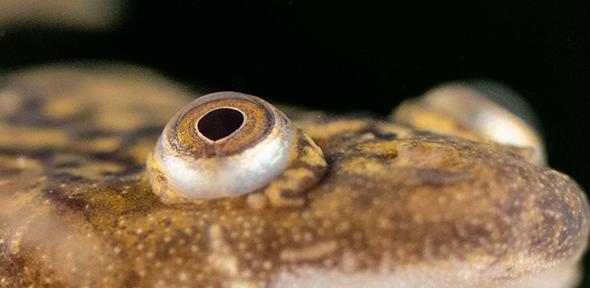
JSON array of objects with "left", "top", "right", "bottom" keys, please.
[
  {"left": 392, "top": 81, "right": 546, "bottom": 165},
  {"left": 147, "top": 92, "right": 327, "bottom": 205}
]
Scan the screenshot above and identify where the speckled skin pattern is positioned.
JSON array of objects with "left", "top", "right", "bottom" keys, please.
[{"left": 0, "top": 64, "right": 588, "bottom": 287}]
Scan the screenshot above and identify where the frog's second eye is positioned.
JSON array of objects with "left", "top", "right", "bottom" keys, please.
[{"left": 147, "top": 92, "right": 327, "bottom": 204}]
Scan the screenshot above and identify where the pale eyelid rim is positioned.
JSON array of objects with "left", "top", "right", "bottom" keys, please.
[{"left": 156, "top": 119, "right": 295, "bottom": 198}]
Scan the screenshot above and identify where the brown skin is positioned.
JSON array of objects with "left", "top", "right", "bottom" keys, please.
[{"left": 0, "top": 64, "right": 588, "bottom": 287}]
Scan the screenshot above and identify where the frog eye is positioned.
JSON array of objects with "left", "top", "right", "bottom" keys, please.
[
  {"left": 147, "top": 92, "right": 327, "bottom": 204},
  {"left": 392, "top": 80, "right": 546, "bottom": 165}
]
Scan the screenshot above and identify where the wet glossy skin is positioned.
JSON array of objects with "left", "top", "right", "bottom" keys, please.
[{"left": 0, "top": 64, "right": 588, "bottom": 287}]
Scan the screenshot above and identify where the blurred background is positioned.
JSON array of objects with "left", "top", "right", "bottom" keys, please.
[{"left": 1, "top": 0, "right": 589, "bottom": 285}]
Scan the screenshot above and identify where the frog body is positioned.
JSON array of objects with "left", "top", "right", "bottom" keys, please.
[{"left": 0, "top": 64, "right": 588, "bottom": 288}]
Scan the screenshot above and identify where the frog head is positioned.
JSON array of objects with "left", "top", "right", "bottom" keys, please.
[{"left": 0, "top": 65, "right": 587, "bottom": 288}]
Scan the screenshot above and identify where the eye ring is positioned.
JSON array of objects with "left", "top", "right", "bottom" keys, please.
[
  {"left": 147, "top": 91, "right": 327, "bottom": 205},
  {"left": 165, "top": 92, "right": 281, "bottom": 158}
]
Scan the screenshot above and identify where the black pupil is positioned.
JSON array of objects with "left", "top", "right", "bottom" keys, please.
[{"left": 197, "top": 108, "right": 245, "bottom": 141}]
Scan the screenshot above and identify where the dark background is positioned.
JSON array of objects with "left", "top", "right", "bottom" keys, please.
[{"left": 1, "top": 1, "right": 589, "bottom": 285}]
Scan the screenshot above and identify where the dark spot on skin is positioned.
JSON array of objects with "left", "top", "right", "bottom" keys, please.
[
  {"left": 537, "top": 187, "right": 584, "bottom": 257},
  {"left": 161, "top": 219, "right": 172, "bottom": 227},
  {"left": 0, "top": 79, "right": 9, "bottom": 91},
  {"left": 47, "top": 172, "right": 87, "bottom": 183},
  {"left": 275, "top": 188, "right": 307, "bottom": 199},
  {"left": 102, "top": 166, "right": 144, "bottom": 177},
  {"left": 123, "top": 271, "right": 141, "bottom": 287},
  {"left": 53, "top": 161, "right": 81, "bottom": 168},
  {"left": 354, "top": 189, "right": 375, "bottom": 208},
  {"left": 5, "top": 91, "right": 44, "bottom": 125},
  {"left": 500, "top": 194, "right": 524, "bottom": 218},
  {"left": 41, "top": 173, "right": 91, "bottom": 211},
  {"left": 71, "top": 129, "right": 116, "bottom": 138},
  {"left": 72, "top": 126, "right": 162, "bottom": 141},
  {"left": 363, "top": 152, "right": 398, "bottom": 162},
  {"left": 0, "top": 148, "right": 54, "bottom": 160},
  {"left": 0, "top": 252, "right": 29, "bottom": 286},
  {"left": 91, "top": 152, "right": 120, "bottom": 161},
  {"left": 357, "top": 125, "right": 398, "bottom": 140},
  {"left": 415, "top": 169, "right": 468, "bottom": 186},
  {"left": 3, "top": 86, "right": 89, "bottom": 128},
  {"left": 0, "top": 167, "right": 22, "bottom": 176},
  {"left": 131, "top": 126, "right": 167, "bottom": 137}
]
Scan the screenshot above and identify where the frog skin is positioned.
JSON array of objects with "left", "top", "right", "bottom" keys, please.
[{"left": 0, "top": 64, "right": 588, "bottom": 288}]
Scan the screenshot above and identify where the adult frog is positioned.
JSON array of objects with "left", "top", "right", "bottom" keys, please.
[{"left": 0, "top": 64, "right": 588, "bottom": 288}]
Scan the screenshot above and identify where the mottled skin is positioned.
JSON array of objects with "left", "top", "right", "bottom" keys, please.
[{"left": 0, "top": 64, "right": 588, "bottom": 287}]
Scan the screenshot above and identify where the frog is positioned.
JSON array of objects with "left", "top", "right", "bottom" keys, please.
[{"left": 0, "top": 63, "right": 588, "bottom": 288}]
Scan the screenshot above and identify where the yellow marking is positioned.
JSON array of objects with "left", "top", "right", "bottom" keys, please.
[
  {"left": 284, "top": 168, "right": 314, "bottom": 180},
  {"left": 297, "top": 119, "right": 368, "bottom": 140},
  {"left": 340, "top": 158, "right": 387, "bottom": 175},
  {"left": 0, "top": 90, "right": 21, "bottom": 116},
  {"left": 55, "top": 160, "right": 124, "bottom": 179},
  {"left": 264, "top": 168, "right": 314, "bottom": 208},
  {"left": 395, "top": 141, "right": 464, "bottom": 170},
  {"left": 265, "top": 191, "right": 305, "bottom": 208},
  {"left": 300, "top": 134, "right": 327, "bottom": 167},
  {"left": 98, "top": 113, "right": 147, "bottom": 131},
  {"left": 359, "top": 141, "right": 398, "bottom": 159},
  {"left": 87, "top": 192, "right": 130, "bottom": 222},
  {"left": 43, "top": 96, "right": 84, "bottom": 120},
  {"left": 75, "top": 137, "right": 121, "bottom": 153},
  {"left": 0, "top": 155, "right": 42, "bottom": 172},
  {"left": 246, "top": 193, "right": 267, "bottom": 210},
  {"left": 0, "top": 124, "right": 71, "bottom": 149},
  {"left": 413, "top": 112, "right": 459, "bottom": 133},
  {"left": 253, "top": 130, "right": 327, "bottom": 209},
  {"left": 127, "top": 140, "right": 154, "bottom": 164},
  {"left": 375, "top": 122, "right": 414, "bottom": 139},
  {"left": 280, "top": 241, "right": 339, "bottom": 262}
]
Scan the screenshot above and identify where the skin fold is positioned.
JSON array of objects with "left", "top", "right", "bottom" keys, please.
[{"left": 0, "top": 64, "right": 588, "bottom": 288}]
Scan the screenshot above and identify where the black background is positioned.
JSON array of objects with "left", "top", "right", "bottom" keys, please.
[{"left": 1, "top": 1, "right": 589, "bottom": 285}]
